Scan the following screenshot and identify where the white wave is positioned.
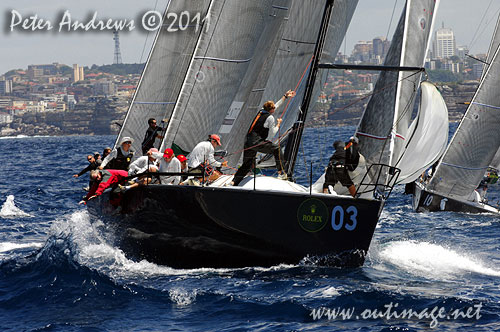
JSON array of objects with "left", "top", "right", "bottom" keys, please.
[
  {"left": 0, "top": 135, "right": 51, "bottom": 140},
  {"left": 0, "top": 241, "right": 43, "bottom": 253},
  {"left": 50, "top": 211, "right": 298, "bottom": 283},
  {"left": 304, "top": 286, "right": 340, "bottom": 298},
  {"left": 168, "top": 288, "right": 198, "bottom": 306},
  {"left": 378, "top": 240, "right": 500, "bottom": 278},
  {"left": 0, "top": 195, "right": 33, "bottom": 218}
]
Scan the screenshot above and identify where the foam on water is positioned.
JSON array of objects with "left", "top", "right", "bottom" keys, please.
[
  {"left": 378, "top": 240, "right": 500, "bottom": 279},
  {"left": 0, "top": 242, "right": 43, "bottom": 253},
  {"left": 0, "top": 195, "right": 32, "bottom": 218},
  {"left": 168, "top": 288, "right": 198, "bottom": 306},
  {"left": 304, "top": 286, "right": 340, "bottom": 298},
  {"left": 48, "top": 210, "right": 298, "bottom": 284}
]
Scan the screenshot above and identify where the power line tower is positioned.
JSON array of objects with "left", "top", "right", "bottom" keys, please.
[{"left": 113, "top": 30, "right": 123, "bottom": 64}]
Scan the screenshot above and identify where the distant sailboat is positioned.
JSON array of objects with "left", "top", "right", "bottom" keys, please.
[
  {"left": 87, "top": 0, "right": 404, "bottom": 269},
  {"left": 411, "top": 14, "right": 500, "bottom": 215}
]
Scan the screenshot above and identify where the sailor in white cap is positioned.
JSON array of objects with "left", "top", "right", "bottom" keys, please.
[{"left": 99, "top": 136, "right": 135, "bottom": 171}]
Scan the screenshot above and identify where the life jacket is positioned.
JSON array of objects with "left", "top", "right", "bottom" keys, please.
[
  {"left": 106, "top": 148, "right": 134, "bottom": 170},
  {"left": 345, "top": 143, "right": 360, "bottom": 171},
  {"left": 328, "top": 148, "right": 346, "bottom": 167},
  {"left": 248, "top": 110, "right": 272, "bottom": 140}
]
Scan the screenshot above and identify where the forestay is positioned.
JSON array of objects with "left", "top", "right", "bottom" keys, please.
[
  {"left": 427, "top": 42, "right": 500, "bottom": 200},
  {"left": 115, "top": 0, "right": 211, "bottom": 154}
]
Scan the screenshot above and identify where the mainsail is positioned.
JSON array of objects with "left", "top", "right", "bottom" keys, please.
[
  {"left": 356, "top": 0, "right": 439, "bottom": 170},
  {"left": 160, "top": 1, "right": 291, "bottom": 159},
  {"left": 427, "top": 40, "right": 500, "bottom": 201},
  {"left": 249, "top": 0, "right": 358, "bottom": 170},
  {"left": 115, "top": 0, "right": 212, "bottom": 153}
]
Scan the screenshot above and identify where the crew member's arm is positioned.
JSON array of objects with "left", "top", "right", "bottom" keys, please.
[
  {"left": 74, "top": 164, "right": 91, "bottom": 178},
  {"left": 99, "top": 149, "right": 117, "bottom": 169}
]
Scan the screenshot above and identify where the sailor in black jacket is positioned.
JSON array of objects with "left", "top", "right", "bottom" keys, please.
[
  {"left": 323, "top": 140, "right": 357, "bottom": 197},
  {"left": 232, "top": 90, "right": 295, "bottom": 186}
]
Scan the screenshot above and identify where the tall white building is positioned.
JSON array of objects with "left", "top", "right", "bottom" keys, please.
[{"left": 433, "top": 27, "right": 456, "bottom": 59}]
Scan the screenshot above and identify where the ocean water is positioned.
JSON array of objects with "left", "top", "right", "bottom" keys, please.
[{"left": 1, "top": 127, "right": 499, "bottom": 331}]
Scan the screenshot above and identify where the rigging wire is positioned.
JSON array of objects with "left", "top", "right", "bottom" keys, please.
[
  {"left": 468, "top": 0, "right": 495, "bottom": 51},
  {"left": 385, "top": 0, "right": 399, "bottom": 42},
  {"left": 139, "top": 0, "right": 160, "bottom": 64}
]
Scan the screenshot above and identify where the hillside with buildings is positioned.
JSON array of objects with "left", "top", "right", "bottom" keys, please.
[
  {"left": 0, "top": 63, "right": 141, "bottom": 136},
  {"left": 308, "top": 24, "right": 484, "bottom": 127},
  {"left": 0, "top": 25, "right": 486, "bottom": 136}
]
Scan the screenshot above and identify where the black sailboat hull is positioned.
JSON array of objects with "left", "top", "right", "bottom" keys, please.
[
  {"left": 87, "top": 185, "right": 383, "bottom": 268},
  {"left": 411, "top": 182, "right": 500, "bottom": 214}
]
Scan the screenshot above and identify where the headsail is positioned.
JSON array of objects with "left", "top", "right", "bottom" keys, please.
[
  {"left": 427, "top": 40, "right": 500, "bottom": 201},
  {"left": 356, "top": 0, "right": 439, "bottom": 169},
  {"left": 395, "top": 82, "right": 448, "bottom": 184},
  {"left": 115, "top": 0, "right": 212, "bottom": 153}
]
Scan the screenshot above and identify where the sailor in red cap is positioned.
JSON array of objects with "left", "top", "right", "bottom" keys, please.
[
  {"left": 187, "top": 134, "right": 228, "bottom": 174},
  {"left": 158, "top": 148, "right": 181, "bottom": 185}
]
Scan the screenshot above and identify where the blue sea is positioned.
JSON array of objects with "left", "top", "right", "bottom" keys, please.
[{"left": 1, "top": 126, "right": 499, "bottom": 331}]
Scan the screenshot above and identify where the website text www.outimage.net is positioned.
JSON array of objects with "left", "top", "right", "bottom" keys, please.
[{"left": 310, "top": 302, "right": 482, "bottom": 328}]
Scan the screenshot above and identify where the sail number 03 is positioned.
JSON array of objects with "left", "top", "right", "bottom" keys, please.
[{"left": 331, "top": 206, "right": 357, "bottom": 231}]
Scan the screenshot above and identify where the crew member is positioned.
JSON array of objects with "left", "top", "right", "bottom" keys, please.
[
  {"left": 344, "top": 136, "right": 360, "bottom": 172},
  {"left": 79, "top": 169, "right": 129, "bottom": 204},
  {"left": 100, "top": 137, "right": 135, "bottom": 171},
  {"left": 141, "top": 118, "right": 164, "bottom": 155},
  {"left": 323, "top": 141, "right": 356, "bottom": 197},
  {"left": 177, "top": 154, "right": 188, "bottom": 181},
  {"left": 73, "top": 154, "right": 102, "bottom": 189},
  {"left": 102, "top": 147, "right": 112, "bottom": 160},
  {"left": 158, "top": 148, "right": 182, "bottom": 185},
  {"left": 128, "top": 148, "right": 160, "bottom": 176},
  {"left": 232, "top": 90, "right": 295, "bottom": 186},
  {"left": 187, "top": 134, "right": 228, "bottom": 173}
]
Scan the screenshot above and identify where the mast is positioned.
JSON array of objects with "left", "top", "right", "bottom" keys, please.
[{"left": 283, "top": 0, "right": 335, "bottom": 177}]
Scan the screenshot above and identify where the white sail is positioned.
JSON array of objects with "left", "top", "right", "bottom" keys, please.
[
  {"left": 115, "top": 0, "right": 212, "bottom": 153},
  {"left": 395, "top": 82, "right": 448, "bottom": 184},
  {"left": 161, "top": 0, "right": 291, "bottom": 157},
  {"left": 427, "top": 41, "right": 500, "bottom": 201},
  {"left": 356, "top": 0, "right": 440, "bottom": 171}
]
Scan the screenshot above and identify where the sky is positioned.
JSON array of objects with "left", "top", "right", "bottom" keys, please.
[{"left": 0, "top": 0, "right": 499, "bottom": 74}]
